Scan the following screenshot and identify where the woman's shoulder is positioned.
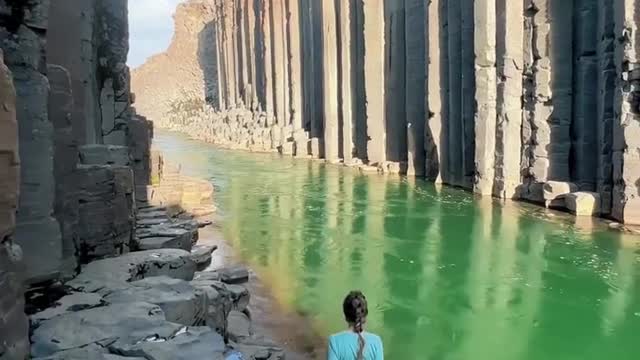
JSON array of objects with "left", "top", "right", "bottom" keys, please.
[
  {"left": 363, "top": 332, "right": 382, "bottom": 344},
  {"left": 329, "top": 331, "right": 382, "bottom": 346}
]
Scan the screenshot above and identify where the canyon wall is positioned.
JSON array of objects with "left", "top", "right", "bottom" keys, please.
[
  {"left": 133, "top": 0, "right": 640, "bottom": 224},
  {"left": 0, "top": 1, "right": 151, "bottom": 357}
]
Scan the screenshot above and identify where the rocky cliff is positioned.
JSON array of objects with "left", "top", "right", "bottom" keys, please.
[
  {"left": 131, "top": 1, "right": 216, "bottom": 127},
  {"left": 0, "top": 0, "right": 149, "bottom": 357},
  {"left": 0, "top": 2, "right": 286, "bottom": 358},
  {"left": 132, "top": 0, "right": 640, "bottom": 225}
]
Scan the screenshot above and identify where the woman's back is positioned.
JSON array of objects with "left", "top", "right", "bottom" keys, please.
[{"left": 327, "top": 331, "right": 383, "bottom": 360}]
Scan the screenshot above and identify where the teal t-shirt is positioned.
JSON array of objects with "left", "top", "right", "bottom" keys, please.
[{"left": 327, "top": 331, "right": 384, "bottom": 360}]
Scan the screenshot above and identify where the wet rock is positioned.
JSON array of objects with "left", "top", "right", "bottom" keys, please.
[
  {"left": 32, "top": 343, "right": 145, "bottom": 360},
  {"left": 190, "top": 245, "right": 216, "bottom": 270},
  {"left": 30, "top": 302, "right": 181, "bottom": 358},
  {"left": 192, "top": 266, "right": 250, "bottom": 284},
  {"left": 31, "top": 293, "right": 104, "bottom": 326},
  {"left": 192, "top": 277, "right": 250, "bottom": 312},
  {"left": 189, "top": 279, "right": 232, "bottom": 335},
  {"left": 230, "top": 341, "right": 286, "bottom": 360},
  {"left": 104, "top": 276, "right": 207, "bottom": 326},
  {"left": 67, "top": 249, "right": 196, "bottom": 294},
  {"left": 110, "top": 326, "right": 226, "bottom": 360},
  {"left": 137, "top": 208, "right": 169, "bottom": 220},
  {"left": 225, "top": 284, "right": 250, "bottom": 312},
  {"left": 566, "top": 192, "right": 602, "bottom": 217},
  {"left": 543, "top": 181, "right": 578, "bottom": 208},
  {"left": 227, "top": 310, "right": 252, "bottom": 342},
  {"left": 218, "top": 266, "right": 250, "bottom": 284},
  {"left": 138, "top": 235, "right": 192, "bottom": 252},
  {"left": 136, "top": 226, "right": 195, "bottom": 250}
]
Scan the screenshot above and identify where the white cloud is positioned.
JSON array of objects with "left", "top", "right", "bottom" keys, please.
[{"left": 128, "top": 0, "right": 185, "bottom": 68}]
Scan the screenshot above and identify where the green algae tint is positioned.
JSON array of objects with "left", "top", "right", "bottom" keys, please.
[{"left": 155, "top": 131, "right": 640, "bottom": 360}]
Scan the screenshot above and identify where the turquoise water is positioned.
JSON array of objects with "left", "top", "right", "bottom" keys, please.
[{"left": 155, "top": 131, "right": 640, "bottom": 360}]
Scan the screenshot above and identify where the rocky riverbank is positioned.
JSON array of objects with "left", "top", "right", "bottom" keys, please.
[{"left": 27, "top": 158, "right": 289, "bottom": 359}]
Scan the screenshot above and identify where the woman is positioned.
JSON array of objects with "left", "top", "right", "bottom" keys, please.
[{"left": 327, "top": 291, "right": 384, "bottom": 360}]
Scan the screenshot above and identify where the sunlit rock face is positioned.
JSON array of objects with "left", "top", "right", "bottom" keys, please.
[
  {"left": 133, "top": 0, "right": 640, "bottom": 225},
  {"left": 131, "top": 1, "right": 216, "bottom": 128}
]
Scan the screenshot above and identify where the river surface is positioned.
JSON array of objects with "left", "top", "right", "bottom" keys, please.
[{"left": 155, "top": 131, "right": 640, "bottom": 360}]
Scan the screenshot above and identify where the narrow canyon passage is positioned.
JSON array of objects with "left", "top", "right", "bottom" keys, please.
[
  {"left": 133, "top": 0, "right": 640, "bottom": 226},
  {"left": 156, "top": 131, "right": 640, "bottom": 360}
]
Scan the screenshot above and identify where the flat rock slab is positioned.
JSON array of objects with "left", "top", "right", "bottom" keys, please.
[
  {"left": 31, "top": 302, "right": 181, "bottom": 358},
  {"left": 31, "top": 293, "right": 104, "bottom": 326},
  {"left": 195, "top": 266, "right": 249, "bottom": 284},
  {"left": 33, "top": 343, "right": 145, "bottom": 360},
  {"left": 230, "top": 342, "right": 286, "bottom": 360},
  {"left": 543, "top": 181, "right": 578, "bottom": 208},
  {"left": 67, "top": 249, "right": 196, "bottom": 294},
  {"left": 220, "top": 266, "right": 250, "bottom": 284},
  {"left": 137, "top": 210, "right": 169, "bottom": 220},
  {"left": 138, "top": 236, "right": 192, "bottom": 252},
  {"left": 104, "top": 276, "right": 207, "bottom": 326},
  {"left": 136, "top": 217, "right": 171, "bottom": 227},
  {"left": 110, "top": 326, "right": 225, "bottom": 360},
  {"left": 190, "top": 245, "right": 216, "bottom": 269},
  {"left": 566, "top": 192, "right": 601, "bottom": 216}
]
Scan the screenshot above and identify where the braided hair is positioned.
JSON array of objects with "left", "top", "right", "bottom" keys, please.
[{"left": 343, "top": 291, "right": 368, "bottom": 360}]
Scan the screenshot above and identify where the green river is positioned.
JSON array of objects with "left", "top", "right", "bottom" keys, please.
[{"left": 155, "top": 131, "right": 640, "bottom": 360}]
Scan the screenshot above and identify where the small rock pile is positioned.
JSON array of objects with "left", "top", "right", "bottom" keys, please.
[{"left": 28, "top": 205, "right": 285, "bottom": 359}]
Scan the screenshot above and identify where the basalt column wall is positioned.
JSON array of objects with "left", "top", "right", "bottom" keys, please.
[{"left": 133, "top": 0, "right": 640, "bottom": 225}]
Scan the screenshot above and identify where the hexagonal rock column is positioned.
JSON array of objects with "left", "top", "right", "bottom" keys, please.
[
  {"left": 0, "top": 0, "right": 64, "bottom": 284},
  {"left": 48, "top": 64, "right": 79, "bottom": 277},
  {"left": 0, "top": 52, "right": 29, "bottom": 360},
  {"left": 75, "top": 165, "right": 135, "bottom": 263}
]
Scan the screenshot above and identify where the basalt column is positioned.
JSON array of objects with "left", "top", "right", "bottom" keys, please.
[
  {"left": 260, "top": 0, "right": 274, "bottom": 116},
  {"left": 425, "top": 0, "right": 448, "bottom": 182},
  {"left": 363, "top": 0, "right": 386, "bottom": 165},
  {"left": 321, "top": 0, "right": 340, "bottom": 162},
  {"left": 384, "top": 0, "right": 407, "bottom": 167},
  {"left": 494, "top": 0, "right": 523, "bottom": 199},
  {"left": 48, "top": 65, "right": 79, "bottom": 277},
  {"left": 472, "top": 0, "right": 524, "bottom": 198},
  {"left": 572, "top": 0, "right": 599, "bottom": 191},
  {"left": 447, "top": 0, "right": 463, "bottom": 187},
  {"left": 461, "top": 0, "right": 476, "bottom": 188},
  {"left": 548, "top": 1, "right": 574, "bottom": 182},
  {"left": 522, "top": 0, "right": 553, "bottom": 202},
  {"left": 2, "top": 0, "right": 64, "bottom": 284},
  {"left": 337, "top": 0, "right": 355, "bottom": 163},
  {"left": 237, "top": 0, "right": 249, "bottom": 105},
  {"left": 272, "top": 0, "right": 288, "bottom": 129},
  {"left": 246, "top": 0, "right": 258, "bottom": 109},
  {"left": 473, "top": 0, "right": 497, "bottom": 195},
  {"left": 0, "top": 52, "right": 28, "bottom": 360},
  {"left": 287, "top": 0, "right": 304, "bottom": 131},
  {"left": 612, "top": 0, "right": 640, "bottom": 224},
  {"left": 597, "top": 0, "right": 616, "bottom": 215},
  {"left": 405, "top": 0, "right": 426, "bottom": 176},
  {"left": 223, "top": 1, "right": 237, "bottom": 108}
]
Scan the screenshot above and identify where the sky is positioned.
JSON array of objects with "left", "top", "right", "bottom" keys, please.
[{"left": 128, "top": 0, "right": 184, "bottom": 68}]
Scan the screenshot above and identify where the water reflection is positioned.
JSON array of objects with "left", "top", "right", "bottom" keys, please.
[{"left": 155, "top": 132, "right": 640, "bottom": 360}]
